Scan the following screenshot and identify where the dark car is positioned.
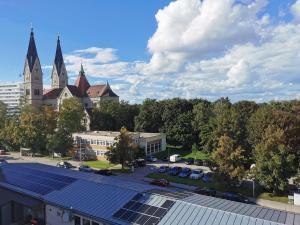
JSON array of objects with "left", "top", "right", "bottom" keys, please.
[
  {"left": 150, "top": 179, "right": 169, "bottom": 187},
  {"left": 162, "top": 157, "right": 169, "bottom": 162},
  {"left": 194, "top": 187, "right": 216, "bottom": 197},
  {"left": 146, "top": 155, "right": 157, "bottom": 162},
  {"left": 95, "top": 169, "right": 113, "bottom": 176},
  {"left": 194, "top": 159, "right": 202, "bottom": 166},
  {"left": 185, "top": 158, "right": 194, "bottom": 165},
  {"left": 168, "top": 166, "right": 182, "bottom": 176},
  {"left": 135, "top": 158, "right": 146, "bottom": 167},
  {"left": 221, "top": 192, "right": 250, "bottom": 203},
  {"left": 57, "top": 161, "right": 73, "bottom": 169},
  {"left": 79, "top": 165, "right": 93, "bottom": 172},
  {"left": 202, "top": 172, "right": 213, "bottom": 182},
  {"left": 158, "top": 166, "right": 169, "bottom": 173},
  {"left": 178, "top": 167, "right": 191, "bottom": 178},
  {"left": 125, "top": 160, "right": 138, "bottom": 168}
]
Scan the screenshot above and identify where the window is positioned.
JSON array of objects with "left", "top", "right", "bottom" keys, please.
[
  {"left": 92, "top": 222, "right": 99, "bottom": 225},
  {"left": 25, "top": 89, "right": 30, "bottom": 95},
  {"left": 85, "top": 103, "right": 88, "bottom": 108},
  {"left": 34, "top": 89, "right": 40, "bottom": 96},
  {"left": 65, "top": 93, "right": 68, "bottom": 97},
  {"left": 74, "top": 216, "right": 80, "bottom": 225},
  {"left": 83, "top": 218, "right": 90, "bottom": 225}
]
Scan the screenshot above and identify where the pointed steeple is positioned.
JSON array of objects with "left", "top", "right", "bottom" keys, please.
[
  {"left": 26, "top": 28, "right": 39, "bottom": 72},
  {"left": 75, "top": 63, "right": 90, "bottom": 97},
  {"left": 54, "top": 35, "right": 64, "bottom": 75}
]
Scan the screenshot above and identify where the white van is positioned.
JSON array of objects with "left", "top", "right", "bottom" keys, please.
[{"left": 170, "top": 154, "right": 181, "bottom": 163}]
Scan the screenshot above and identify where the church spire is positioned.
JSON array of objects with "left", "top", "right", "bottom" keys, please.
[
  {"left": 26, "top": 28, "right": 39, "bottom": 72},
  {"left": 54, "top": 35, "right": 64, "bottom": 75},
  {"left": 51, "top": 35, "right": 68, "bottom": 89}
]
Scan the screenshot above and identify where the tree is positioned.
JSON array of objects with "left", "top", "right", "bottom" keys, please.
[
  {"left": 91, "top": 100, "right": 139, "bottom": 131},
  {"left": 254, "top": 126, "right": 296, "bottom": 194},
  {"left": 0, "top": 101, "right": 7, "bottom": 128},
  {"left": 18, "top": 105, "right": 48, "bottom": 155},
  {"left": 58, "top": 97, "right": 85, "bottom": 133},
  {"left": 211, "top": 135, "right": 246, "bottom": 181},
  {"left": 0, "top": 118, "right": 20, "bottom": 151},
  {"left": 135, "top": 99, "right": 163, "bottom": 132},
  {"left": 105, "top": 127, "right": 138, "bottom": 169},
  {"left": 46, "top": 128, "right": 73, "bottom": 157}
]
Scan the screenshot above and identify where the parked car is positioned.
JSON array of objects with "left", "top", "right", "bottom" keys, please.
[
  {"left": 194, "top": 159, "right": 202, "bottom": 166},
  {"left": 178, "top": 167, "right": 191, "bottom": 178},
  {"left": 202, "top": 172, "right": 213, "bottom": 182},
  {"left": 189, "top": 169, "right": 204, "bottom": 179},
  {"left": 0, "top": 150, "right": 6, "bottom": 155},
  {"left": 95, "top": 169, "right": 113, "bottom": 176},
  {"left": 125, "top": 160, "right": 138, "bottom": 168},
  {"left": 162, "top": 157, "right": 169, "bottom": 162},
  {"left": 0, "top": 159, "right": 7, "bottom": 165},
  {"left": 135, "top": 158, "right": 146, "bottom": 167},
  {"left": 79, "top": 165, "right": 93, "bottom": 172},
  {"left": 53, "top": 152, "right": 62, "bottom": 158},
  {"left": 221, "top": 192, "right": 250, "bottom": 203},
  {"left": 57, "top": 161, "right": 73, "bottom": 169},
  {"left": 194, "top": 187, "right": 216, "bottom": 196},
  {"left": 150, "top": 179, "right": 169, "bottom": 187},
  {"left": 185, "top": 158, "right": 194, "bottom": 165},
  {"left": 158, "top": 166, "right": 169, "bottom": 173},
  {"left": 146, "top": 155, "right": 157, "bottom": 162},
  {"left": 168, "top": 166, "right": 182, "bottom": 176},
  {"left": 169, "top": 154, "right": 181, "bottom": 163}
]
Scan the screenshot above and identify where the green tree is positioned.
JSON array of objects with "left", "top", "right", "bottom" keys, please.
[
  {"left": 46, "top": 128, "right": 73, "bottom": 157},
  {"left": 105, "top": 127, "right": 138, "bottom": 169},
  {"left": 211, "top": 135, "right": 246, "bottom": 181},
  {"left": 58, "top": 97, "right": 85, "bottom": 133},
  {"left": 0, "top": 101, "right": 7, "bottom": 128},
  {"left": 0, "top": 118, "right": 20, "bottom": 151},
  {"left": 135, "top": 99, "right": 163, "bottom": 132},
  {"left": 18, "top": 106, "right": 48, "bottom": 155},
  {"left": 254, "top": 125, "right": 296, "bottom": 194},
  {"left": 92, "top": 100, "right": 139, "bottom": 131}
]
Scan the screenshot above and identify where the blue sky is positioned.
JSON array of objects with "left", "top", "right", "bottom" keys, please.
[{"left": 0, "top": 0, "right": 300, "bottom": 103}]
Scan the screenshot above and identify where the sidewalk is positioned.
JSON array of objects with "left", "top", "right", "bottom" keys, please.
[{"left": 254, "top": 198, "right": 300, "bottom": 214}]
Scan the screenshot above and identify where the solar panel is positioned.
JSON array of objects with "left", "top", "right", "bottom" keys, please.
[
  {"left": 113, "top": 193, "right": 176, "bottom": 225},
  {"left": 1, "top": 165, "right": 77, "bottom": 195},
  {"left": 161, "top": 200, "right": 175, "bottom": 208}
]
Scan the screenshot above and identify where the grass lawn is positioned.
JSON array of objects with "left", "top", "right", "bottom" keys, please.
[
  {"left": 82, "top": 160, "right": 115, "bottom": 169},
  {"left": 155, "top": 145, "right": 210, "bottom": 161},
  {"left": 146, "top": 173, "right": 288, "bottom": 203}
]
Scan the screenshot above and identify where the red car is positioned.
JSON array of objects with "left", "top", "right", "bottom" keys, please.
[
  {"left": 150, "top": 179, "right": 169, "bottom": 187},
  {"left": 0, "top": 150, "right": 6, "bottom": 155}
]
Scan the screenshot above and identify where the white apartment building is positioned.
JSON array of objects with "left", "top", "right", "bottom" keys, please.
[
  {"left": 0, "top": 82, "right": 24, "bottom": 115},
  {"left": 72, "top": 131, "right": 167, "bottom": 160}
]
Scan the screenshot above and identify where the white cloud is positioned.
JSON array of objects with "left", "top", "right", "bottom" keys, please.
[
  {"left": 291, "top": 0, "right": 300, "bottom": 22},
  {"left": 60, "top": 0, "right": 300, "bottom": 103}
]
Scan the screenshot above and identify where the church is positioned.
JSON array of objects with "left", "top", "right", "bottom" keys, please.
[{"left": 23, "top": 29, "right": 119, "bottom": 110}]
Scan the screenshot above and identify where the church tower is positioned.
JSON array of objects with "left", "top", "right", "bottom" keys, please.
[
  {"left": 23, "top": 28, "right": 43, "bottom": 106},
  {"left": 51, "top": 36, "right": 68, "bottom": 89}
]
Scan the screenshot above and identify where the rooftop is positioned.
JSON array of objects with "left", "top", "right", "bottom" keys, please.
[
  {"left": 73, "top": 131, "right": 165, "bottom": 138},
  {"left": 0, "top": 163, "right": 299, "bottom": 225}
]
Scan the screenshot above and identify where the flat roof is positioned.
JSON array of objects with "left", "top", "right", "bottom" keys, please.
[{"left": 73, "top": 131, "right": 164, "bottom": 138}]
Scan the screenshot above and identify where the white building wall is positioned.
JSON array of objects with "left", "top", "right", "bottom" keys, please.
[
  {"left": 0, "top": 82, "right": 24, "bottom": 115},
  {"left": 45, "top": 205, "right": 73, "bottom": 225}
]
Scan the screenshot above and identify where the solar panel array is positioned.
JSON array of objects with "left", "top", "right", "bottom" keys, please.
[
  {"left": 113, "top": 193, "right": 175, "bottom": 225},
  {"left": 149, "top": 189, "right": 194, "bottom": 200},
  {"left": 1, "top": 165, "right": 77, "bottom": 195}
]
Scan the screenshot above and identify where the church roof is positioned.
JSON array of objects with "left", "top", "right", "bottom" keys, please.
[
  {"left": 66, "top": 85, "right": 81, "bottom": 97},
  {"left": 43, "top": 88, "right": 63, "bottom": 100},
  {"left": 26, "top": 29, "right": 39, "bottom": 72},
  {"left": 75, "top": 64, "right": 90, "bottom": 97},
  {"left": 87, "top": 83, "right": 118, "bottom": 98},
  {"left": 54, "top": 36, "right": 65, "bottom": 75}
]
